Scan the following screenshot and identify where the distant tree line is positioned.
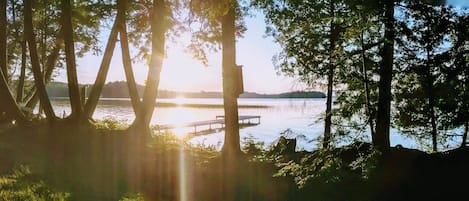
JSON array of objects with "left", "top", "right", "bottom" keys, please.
[{"left": 45, "top": 81, "right": 326, "bottom": 99}]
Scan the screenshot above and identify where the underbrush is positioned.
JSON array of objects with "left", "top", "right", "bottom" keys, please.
[{"left": 2, "top": 120, "right": 467, "bottom": 201}]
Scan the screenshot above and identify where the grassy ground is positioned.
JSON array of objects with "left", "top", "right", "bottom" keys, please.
[{"left": 1, "top": 121, "right": 469, "bottom": 201}]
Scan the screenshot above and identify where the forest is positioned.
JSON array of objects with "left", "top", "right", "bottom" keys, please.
[{"left": 0, "top": 0, "right": 468, "bottom": 200}]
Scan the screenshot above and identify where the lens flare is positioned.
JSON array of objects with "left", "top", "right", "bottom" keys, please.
[{"left": 179, "top": 144, "right": 187, "bottom": 201}]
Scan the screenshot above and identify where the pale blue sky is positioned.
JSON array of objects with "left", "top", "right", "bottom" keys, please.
[{"left": 58, "top": 0, "right": 468, "bottom": 94}]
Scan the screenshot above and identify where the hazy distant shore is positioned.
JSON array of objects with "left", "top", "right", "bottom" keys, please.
[
  {"left": 46, "top": 81, "right": 326, "bottom": 99},
  {"left": 50, "top": 98, "right": 271, "bottom": 108}
]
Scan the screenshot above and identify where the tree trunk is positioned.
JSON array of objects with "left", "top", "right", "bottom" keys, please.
[
  {"left": 118, "top": 0, "right": 141, "bottom": 115},
  {"left": 428, "top": 82, "right": 438, "bottom": 152},
  {"left": 221, "top": 2, "right": 241, "bottom": 157},
  {"left": 0, "top": 0, "right": 6, "bottom": 79},
  {"left": 374, "top": 0, "right": 394, "bottom": 151},
  {"left": 131, "top": 0, "right": 166, "bottom": 138},
  {"left": 0, "top": 71, "right": 26, "bottom": 122},
  {"left": 323, "top": 0, "right": 336, "bottom": 149},
  {"left": 61, "top": 0, "right": 83, "bottom": 121},
  {"left": 0, "top": 3, "right": 25, "bottom": 122},
  {"left": 11, "top": 0, "right": 25, "bottom": 103},
  {"left": 24, "top": 0, "right": 56, "bottom": 121},
  {"left": 25, "top": 45, "right": 61, "bottom": 110},
  {"left": 84, "top": 12, "right": 121, "bottom": 119},
  {"left": 361, "top": 29, "right": 375, "bottom": 139},
  {"left": 426, "top": 59, "right": 438, "bottom": 152},
  {"left": 16, "top": 39, "right": 26, "bottom": 102}
]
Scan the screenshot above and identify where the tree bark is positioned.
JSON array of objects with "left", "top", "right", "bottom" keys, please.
[
  {"left": 84, "top": 11, "right": 121, "bottom": 119},
  {"left": 361, "top": 29, "right": 375, "bottom": 139},
  {"left": 0, "top": 0, "right": 6, "bottom": 79},
  {"left": 323, "top": 0, "right": 336, "bottom": 149},
  {"left": 221, "top": 2, "right": 241, "bottom": 157},
  {"left": 131, "top": 0, "right": 166, "bottom": 138},
  {"left": 25, "top": 45, "right": 61, "bottom": 110},
  {"left": 16, "top": 39, "right": 26, "bottom": 102},
  {"left": 118, "top": 0, "right": 141, "bottom": 115},
  {"left": 0, "top": 2, "right": 25, "bottom": 122},
  {"left": 61, "top": 0, "right": 83, "bottom": 121},
  {"left": 24, "top": 0, "right": 56, "bottom": 121},
  {"left": 374, "top": 0, "right": 394, "bottom": 151},
  {"left": 425, "top": 49, "right": 438, "bottom": 152}
]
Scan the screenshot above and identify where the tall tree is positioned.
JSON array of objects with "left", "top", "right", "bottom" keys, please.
[
  {"left": 221, "top": 1, "right": 242, "bottom": 156},
  {"left": 0, "top": 0, "right": 6, "bottom": 78},
  {"left": 84, "top": 3, "right": 121, "bottom": 118},
  {"left": 374, "top": 0, "right": 394, "bottom": 150},
  {"left": 254, "top": 0, "right": 350, "bottom": 148},
  {"left": 394, "top": 1, "right": 453, "bottom": 152},
  {"left": 331, "top": 0, "right": 383, "bottom": 143},
  {"left": 435, "top": 14, "right": 469, "bottom": 148},
  {"left": 131, "top": 0, "right": 170, "bottom": 139},
  {"left": 118, "top": 0, "right": 141, "bottom": 116},
  {"left": 0, "top": 0, "right": 26, "bottom": 123},
  {"left": 61, "top": 0, "right": 83, "bottom": 121},
  {"left": 188, "top": 0, "right": 247, "bottom": 156},
  {"left": 24, "top": 0, "right": 56, "bottom": 121}
]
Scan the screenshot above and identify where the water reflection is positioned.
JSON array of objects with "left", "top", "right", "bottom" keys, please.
[{"left": 51, "top": 98, "right": 326, "bottom": 150}]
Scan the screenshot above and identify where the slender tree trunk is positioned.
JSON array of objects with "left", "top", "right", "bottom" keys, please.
[
  {"left": 11, "top": 0, "right": 25, "bottom": 103},
  {"left": 17, "top": 40, "right": 26, "bottom": 102},
  {"left": 428, "top": 81, "right": 438, "bottom": 152},
  {"left": 0, "top": 71, "right": 26, "bottom": 122},
  {"left": 221, "top": 3, "right": 241, "bottom": 156},
  {"left": 375, "top": 0, "right": 394, "bottom": 150},
  {"left": 118, "top": 0, "right": 141, "bottom": 115},
  {"left": 24, "top": 0, "right": 56, "bottom": 121},
  {"left": 361, "top": 29, "right": 375, "bottom": 138},
  {"left": 84, "top": 13, "right": 121, "bottom": 118},
  {"left": 424, "top": 41, "right": 438, "bottom": 152},
  {"left": 0, "top": 1, "right": 25, "bottom": 122},
  {"left": 0, "top": 0, "right": 6, "bottom": 79},
  {"left": 25, "top": 45, "right": 61, "bottom": 110},
  {"left": 61, "top": 0, "right": 83, "bottom": 121},
  {"left": 461, "top": 121, "right": 468, "bottom": 148},
  {"left": 131, "top": 0, "right": 166, "bottom": 138},
  {"left": 323, "top": 1, "right": 335, "bottom": 149}
]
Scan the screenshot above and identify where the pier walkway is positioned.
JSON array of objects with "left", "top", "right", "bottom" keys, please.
[{"left": 156, "top": 115, "right": 261, "bottom": 134}]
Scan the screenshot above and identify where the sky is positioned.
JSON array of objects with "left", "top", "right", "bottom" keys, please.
[
  {"left": 56, "top": 0, "right": 468, "bottom": 94},
  {"left": 56, "top": 13, "right": 304, "bottom": 94}
]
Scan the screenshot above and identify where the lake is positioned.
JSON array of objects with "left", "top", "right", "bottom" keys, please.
[{"left": 50, "top": 98, "right": 424, "bottom": 151}]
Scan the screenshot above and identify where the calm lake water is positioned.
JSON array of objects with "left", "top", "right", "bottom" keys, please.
[{"left": 50, "top": 98, "right": 424, "bottom": 151}]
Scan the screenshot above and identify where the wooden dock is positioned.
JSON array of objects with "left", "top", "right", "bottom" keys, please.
[{"left": 156, "top": 115, "right": 261, "bottom": 134}]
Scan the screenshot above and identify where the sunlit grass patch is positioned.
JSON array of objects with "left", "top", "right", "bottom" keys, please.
[{"left": 0, "top": 165, "right": 70, "bottom": 201}]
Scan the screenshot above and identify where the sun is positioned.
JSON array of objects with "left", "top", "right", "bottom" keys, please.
[
  {"left": 174, "top": 96, "right": 186, "bottom": 106},
  {"left": 157, "top": 46, "right": 221, "bottom": 92}
]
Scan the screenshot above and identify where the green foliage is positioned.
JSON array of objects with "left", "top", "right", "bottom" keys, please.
[
  {"left": 0, "top": 165, "right": 70, "bottom": 201},
  {"left": 127, "top": 0, "right": 181, "bottom": 63},
  {"left": 148, "top": 131, "right": 220, "bottom": 164},
  {"left": 93, "top": 116, "right": 129, "bottom": 130},
  {"left": 119, "top": 193, "right": 145, "bottom": 201},
  {"left": 271, "top": 142, "right": 379, "bottom": 198},
  {"left": 187, "top": 0, "right": 247, "bottom": 66},
  {"left": 394, "top": 1, "right": 456, "bottom": 151}
]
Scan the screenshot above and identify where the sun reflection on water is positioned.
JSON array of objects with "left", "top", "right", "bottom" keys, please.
[{"left": 164, "top": 106, "right": 196, "bottom": 139}]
